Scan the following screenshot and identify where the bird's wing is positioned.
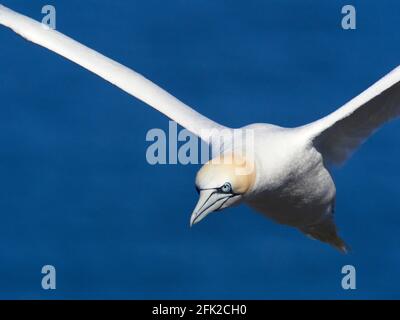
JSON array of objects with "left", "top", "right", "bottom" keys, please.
[
  {"left": 304, "top": 66, "right": 400, "bottom": 165},
  {"left": 0, "top": 5, "right": 227, "bottom": 144}
]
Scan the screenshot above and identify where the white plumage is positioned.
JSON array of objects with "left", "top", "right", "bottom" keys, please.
[{"left": 1, "top": 4, "right": 400, "bottom": 252}]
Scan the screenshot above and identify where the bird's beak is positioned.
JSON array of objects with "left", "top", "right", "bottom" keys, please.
[{"left": 190, "top": 189, "right": 232, "bottom": 226}]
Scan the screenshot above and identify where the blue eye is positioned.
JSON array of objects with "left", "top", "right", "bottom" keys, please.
[{"left": 221, "top": 182, "right": 232, "bottom": 193}]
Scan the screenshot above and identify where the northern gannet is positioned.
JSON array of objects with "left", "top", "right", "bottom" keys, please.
[{"left": 1, "top": 5, "right": 399, "bottom": 253}]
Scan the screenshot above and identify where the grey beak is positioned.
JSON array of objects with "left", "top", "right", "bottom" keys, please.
[{"left": 190, "top": 189, "right": 232, "bottom": 226}]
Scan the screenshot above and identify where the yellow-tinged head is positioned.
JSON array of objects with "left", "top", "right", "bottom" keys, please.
[{"left": 190, "top": 153, "right": 256, "bottom": 226}]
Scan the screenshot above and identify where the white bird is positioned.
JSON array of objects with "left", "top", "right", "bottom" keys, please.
[{"left": 1, "top": 5, "right": 400, "bottom": 253}]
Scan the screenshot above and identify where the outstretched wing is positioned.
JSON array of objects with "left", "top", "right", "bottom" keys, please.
[
  {"left": 305, "top": 66, "right": 400, "bottom": 165},
  {"left": 0, "top": 5, "right": 227, "bottom": 144}
]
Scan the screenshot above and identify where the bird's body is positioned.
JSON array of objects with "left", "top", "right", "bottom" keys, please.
[
  {"left": 220, "top": 124, "right": 342, "bottom": 249},
  {"left": 1, "top": 4, "right": 399, "bottom": 252},
  {"left": 245, "top": 126, "right": 333, "bottom": 228}
]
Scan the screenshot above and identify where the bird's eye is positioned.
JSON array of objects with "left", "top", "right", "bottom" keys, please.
[
  {"left": 195, "top": 186, "right": 200, "bottom": 194},
  {"left": 220, "top": 182, "right": 232, "bottom": 193}
]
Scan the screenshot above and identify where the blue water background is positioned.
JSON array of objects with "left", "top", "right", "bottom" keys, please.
[{"left": 0, "top": 0, "right": 399, "bottom": 298}]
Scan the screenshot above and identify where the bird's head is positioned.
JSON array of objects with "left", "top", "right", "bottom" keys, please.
[{"left": 190, "top": 153, "right": 256, "bottom": 226}]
